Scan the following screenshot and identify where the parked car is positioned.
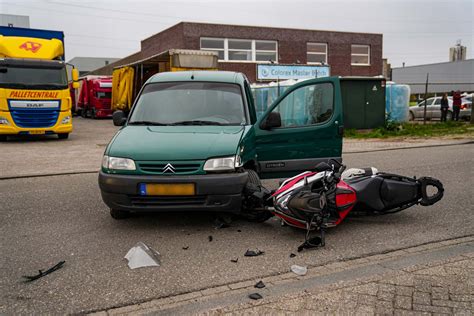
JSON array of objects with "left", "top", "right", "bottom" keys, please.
[
  {"left": 409, "top": 96, "right": 472, "bottom": 121},
  {"left": 98, "top": 71, "right": 344, "bottom": 219}
]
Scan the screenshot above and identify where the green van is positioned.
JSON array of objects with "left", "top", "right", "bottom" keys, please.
[{"left": 99, "top": 71, "right": 343, "bottom": 219}]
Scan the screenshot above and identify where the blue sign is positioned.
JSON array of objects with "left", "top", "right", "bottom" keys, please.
[{"left": 257, "top": 64, "right": 330, "bottom": 81}]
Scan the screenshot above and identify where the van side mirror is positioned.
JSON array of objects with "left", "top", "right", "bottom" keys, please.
[
  {"left": 113, "top": 110, "right": 127, "bottom": 126},
  {"left": 260, "top": 112, "right": 281, "bottom": 130}
]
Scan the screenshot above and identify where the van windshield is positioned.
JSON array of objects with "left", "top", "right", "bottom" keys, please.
[{"left": 129, "top": 82, "right": 247, "bottom": 126}]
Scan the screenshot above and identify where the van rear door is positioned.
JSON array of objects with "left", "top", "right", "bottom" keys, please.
[{"left": 255, "top": 77, "right": 343, "bottom": 179}]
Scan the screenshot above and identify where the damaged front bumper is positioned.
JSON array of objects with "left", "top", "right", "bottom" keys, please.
[{"left": 98, "top": 171, "right": 248, "bottom": 213}]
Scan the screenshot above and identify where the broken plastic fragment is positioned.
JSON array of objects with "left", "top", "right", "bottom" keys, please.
[
  {"left": 124, "top": 242, "right": 161, "bottom": 269},
  {"left": 22, "top": 261, "right": 65, "bottom": 282},
  {"left": 231, "top": 258, "right": 238, "bottom": 263},
  {"left": 244, "top": 249, "right": 264, "bottom": 257},
  {"left": 254, "top": 280, "right": 265, "bottom": 289},
  {"left": 290, "top": 253, "right": 297, "bottom": 258},
  {"left": 182, "top": 246, "right": 189, "bottom": 250},
  {"left": 290, "top": 264, "right": 307, "bottom": 276},
  {"left": 248, "top": 293, "right": 263, "bottom": 300},
  {"left": 208, "top": 235, "right": 213, "bottom": 242}
]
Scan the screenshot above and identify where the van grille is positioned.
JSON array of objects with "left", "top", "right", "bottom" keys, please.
[
  {"left": 10, "top": 108, "right": 59, "bottom": 128},
  {"left": 129, "top": 195, "right": 207, "bottom": 207},
  {"left": 137, "top": 162, "right": 202, "bottom": 174}
]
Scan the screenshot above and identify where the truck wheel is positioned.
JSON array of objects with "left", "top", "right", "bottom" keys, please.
[
  {"left": 241, "top": 169, "right": 273, "bottom": 223},
  {"left": 110, "top": 208, "right": 131, "bottom": 220},
  {"left": 58, "top": 133, "right": 69, "bottom": 139},
  {"left": 0, "top": 135, "right": 7, "bottom": 142}
]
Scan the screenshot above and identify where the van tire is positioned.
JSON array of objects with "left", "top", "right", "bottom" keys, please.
[
  {"left": 110, "top": 208, "right": 131, "bottom": 220},
  {"left": 241, "top": 169, "right": 273, "bottom": 223},
  {"left": 0, "top": 135, "right": 7, "bottom": 141},
  {"left": 58, "top": 133, "right": 69, "bottom": 140}
]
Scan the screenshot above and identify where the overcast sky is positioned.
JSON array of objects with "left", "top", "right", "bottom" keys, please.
[{"left": 2, "top": 0, "right": 473, "bottom": 67}]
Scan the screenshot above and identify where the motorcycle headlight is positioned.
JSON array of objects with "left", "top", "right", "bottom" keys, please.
[
  {"left": 0, "top": 116, "right": 10, "bottom": 125},
  {"left": 61, "top": 116, "right": 71, "bottom": 124},
  {"left": 204, "top": 155, "right": 242, "bottom": 171},
  {"left": 102, "top": 155, "right": 136, "bottom": 170}
]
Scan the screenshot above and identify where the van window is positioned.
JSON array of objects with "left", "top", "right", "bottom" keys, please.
[
  {"left": 270, "top": 82, "right": 334, "bottom": 128},
  {"left": 129, "top": 82, "right": 246, "bottom": 126}
]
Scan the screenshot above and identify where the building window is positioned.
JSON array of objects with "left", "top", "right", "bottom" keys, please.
[
  {"left": 255, "top": 40, "right": 277, "bottom": 62},
  {"left": 200, "top": 38, "right": 225, "bottom": 60},
  {"left": 351, "top": 44, "right": 370, "bottom": 66},
  {"left": 200, "top": 37, "right": 277, "bottom": 63},
  {"left": 228, "top": 39, "right": 252, "bottom": 61},
  {"left": 307, "top": 43, "right": 327, "bottom": 64}
]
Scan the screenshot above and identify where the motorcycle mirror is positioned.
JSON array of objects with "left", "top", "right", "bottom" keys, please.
[{"left": 315, "top": 162, "right": 331, "bottom": 172}]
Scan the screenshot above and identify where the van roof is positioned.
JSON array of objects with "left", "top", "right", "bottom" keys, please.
[{"left": 147, "top": 71, "right": 246, "bottom": 85}]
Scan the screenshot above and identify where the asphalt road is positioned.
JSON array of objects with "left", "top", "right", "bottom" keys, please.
[{"left": 1, "top": 143, "right": 473, "bottom": 314}]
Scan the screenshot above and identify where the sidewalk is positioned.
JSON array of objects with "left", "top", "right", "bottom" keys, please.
[{"left": 96, "top": 237, "right": 473, "bottom": 315}]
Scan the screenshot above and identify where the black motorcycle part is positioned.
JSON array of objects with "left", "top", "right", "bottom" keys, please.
[{"left": 418, "top": 177, "right": 444, "bottom": 206}]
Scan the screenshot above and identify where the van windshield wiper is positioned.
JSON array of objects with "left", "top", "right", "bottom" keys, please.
[
  {"left": 171, "top": 120, "right": 225, "bottom": 126},
  {"left": 128, "top": 120, "right": 169, "bottom": 126}
]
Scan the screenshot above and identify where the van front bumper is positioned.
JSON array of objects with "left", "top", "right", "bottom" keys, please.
[{"left": 98, "top": 171, "right": 248, "bottom": 213}]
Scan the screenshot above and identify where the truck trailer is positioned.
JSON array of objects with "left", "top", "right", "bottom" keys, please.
[{"left": 0, "top": 26, "right": 79, "bottom": 140}]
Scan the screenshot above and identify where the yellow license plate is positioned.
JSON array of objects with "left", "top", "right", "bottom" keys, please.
[
  {"left": 29, "top": 130, "right": 45, "bottom": 135},
  {"left": 144, "top": 183, "right": 195, "bottom": 196}
]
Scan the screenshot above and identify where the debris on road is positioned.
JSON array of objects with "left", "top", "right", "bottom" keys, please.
[
  {"left": 182, "top": 246, "right": 189, "bottom": 250},
  {"left": 22, "top": 261, "right": 65, "bottom": 282},
  {"left": 290, "top": 253, "right": 297, "bottom": 258},
  {"left": 244, "top": 249, "right": 264, "bottom": 257},
  {"left": 237, "top": 229, "right": 242, "bottom": 232},
  {"left": 290, "top": 264, "right": 307, "bottom": 276},
  {"left": 208, "top": 235, "right": 213, "bottom": 242},
  {"left": 254, "top": 280, "right": 265, "bottom": 289},
  {"left": 213, "top": 215, "right": 232, "bottom": 229},
  {"left": 124, "top": 242, "right": 161, "bottom": 269},
  {"left": 230, "top": 258, "right": 239, "bottom": 263},
  {"left": 248, "top": 293, "right": 263, "bottom": 300}
]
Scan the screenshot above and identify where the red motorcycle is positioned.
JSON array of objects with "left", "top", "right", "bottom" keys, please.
[{"left": 270, "top": 160, "right": 444, "bottom": 251}]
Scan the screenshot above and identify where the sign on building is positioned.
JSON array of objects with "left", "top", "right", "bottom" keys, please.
[{"left": 257, "top": 64, "right": 330, "bottom": 81}]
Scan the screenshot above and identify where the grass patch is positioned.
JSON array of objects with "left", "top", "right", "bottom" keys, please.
[{"left": 345, "top": 121, "right": 474, "bottom": 139}]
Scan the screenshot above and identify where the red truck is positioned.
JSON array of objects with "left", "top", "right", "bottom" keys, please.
[{"left": 77, "top": 76, "right": 113, "bottom": 119}]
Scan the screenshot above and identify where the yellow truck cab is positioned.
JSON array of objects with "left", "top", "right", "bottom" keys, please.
[{"left": 0, "top": 26, "right": 78, "bottom": 141}]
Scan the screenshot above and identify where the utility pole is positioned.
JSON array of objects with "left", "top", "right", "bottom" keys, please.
[{"left": 423, "top": 73, "right": 429, "bottom": 125}]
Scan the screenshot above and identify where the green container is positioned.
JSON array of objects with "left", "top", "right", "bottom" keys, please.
[{"left": 340, "top": 77, "right": 386, "bottom": 129}]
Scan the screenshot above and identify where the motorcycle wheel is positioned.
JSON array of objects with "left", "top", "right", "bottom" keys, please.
[{"left": 240, "top": 169, "right": 273, "bottom": 223}]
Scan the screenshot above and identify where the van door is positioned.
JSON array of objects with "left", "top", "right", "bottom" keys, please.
[{"left": 255, "top": 77, "right": 343, "bottom": 179}]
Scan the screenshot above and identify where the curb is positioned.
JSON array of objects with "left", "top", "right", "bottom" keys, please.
[
  {"left": 342, "top": 140, "right": 473, "bottom": 154},
  {"left": 88, "top": 235, "right": 474, "bottom": 315}
]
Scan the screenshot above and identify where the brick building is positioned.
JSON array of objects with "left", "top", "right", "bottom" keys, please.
[{"left": 90, "top": 22, "right": 383, "bottom": 82}]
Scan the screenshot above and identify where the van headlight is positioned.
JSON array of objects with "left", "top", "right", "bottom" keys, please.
[
  {"left": 102, "top": 155, "right": 136, "bottom": 170},
  {"left": 0, "top": 116, "right": 10, "bottom": 125},
  {"left": 204, "top": 155, "right": 242, "bottom": 171}
]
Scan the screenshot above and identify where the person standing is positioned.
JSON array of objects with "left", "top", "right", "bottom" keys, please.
[
  {"left": 440, "top": 93, "right": 449, "bottom": 122},
  {"left": 452, "top": 90, "right": 462, "bottom": 121}
]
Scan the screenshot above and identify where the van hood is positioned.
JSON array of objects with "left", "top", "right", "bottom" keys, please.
[{"left": 107, "top": 125, "right": 245, "bottom": 161}]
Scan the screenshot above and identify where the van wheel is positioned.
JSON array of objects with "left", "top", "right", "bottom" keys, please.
[
  {"left": 110, "top": 208, "right": 131, "bottom": 220},
  {"left": 240, "top": 169, "right": 273, "bottom": 223},
  {"left": 0, "top": 135, "right": 7, "bottom": 142},
  {"left": 58, "top": 133, "right": 69, "bottom": 139}
]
